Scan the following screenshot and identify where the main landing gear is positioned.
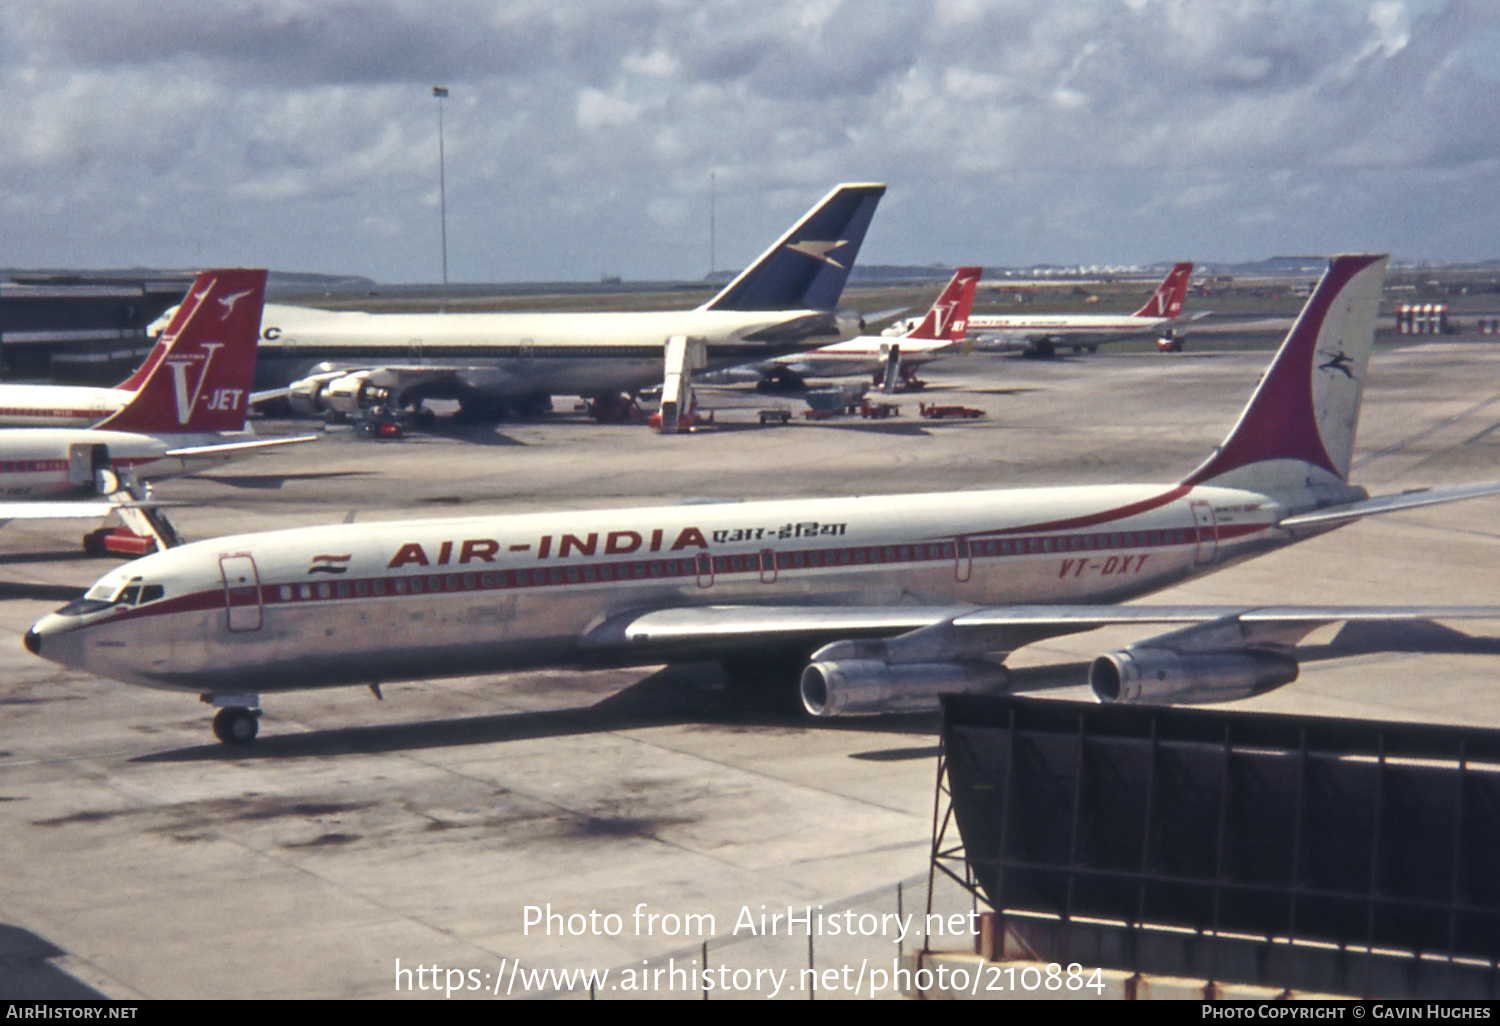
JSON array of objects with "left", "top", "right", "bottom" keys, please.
[{"left": 205, "top": 693, "right": 261, "bottom": 745}]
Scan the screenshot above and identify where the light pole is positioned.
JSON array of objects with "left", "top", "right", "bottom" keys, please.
[
  {"left": 709, "top": 170, "right": 716, "bottom": 277},
  {"left": 433, "top": 85, "right": 449, "bottom": 312}
]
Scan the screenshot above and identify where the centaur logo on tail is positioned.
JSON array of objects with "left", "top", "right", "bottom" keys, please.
[{"left": 27, "top": 254, "right": 1500, "bottom": 744}]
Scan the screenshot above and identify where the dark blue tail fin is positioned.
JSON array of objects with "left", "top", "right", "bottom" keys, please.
[{"left": 702, "top": 183, "right": 885, "bottom": 312}]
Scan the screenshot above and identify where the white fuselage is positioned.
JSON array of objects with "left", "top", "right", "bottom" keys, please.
[
  {"left": 29, "top": 479, "right": 1333, "bottom": 696},
  {"left": 256, "top": 304, "right": 844, "bottom": 396},
  {"left": 0, "top": 383, "right": 134, "bottom": 428},
  {"left": 0, "top": 428, "right": 266, "bottom": 498},
  {"left": 966, "top": 312, "right": 1175, "bottom": 347}
]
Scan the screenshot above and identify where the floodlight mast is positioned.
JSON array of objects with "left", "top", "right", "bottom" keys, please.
[{"left": 433, "top": 85, "right": 449, "bottom": 313}]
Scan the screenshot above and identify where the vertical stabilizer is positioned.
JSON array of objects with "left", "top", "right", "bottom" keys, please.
[
  {"left": 95, "top": 269, "right": 267, "bottom": 435},
  {"left": 904, "top": 267, "right": 982, "bottom": 341},
  {"left": 1183, "top": 254, "right": 1388, "bottom": 492},
  {"left": 702, "top": 183, "right": 886, "bottom": 312},
  {"left": 115, "top": 277, "right": 217, "bottom": 392},
  {"left": 1132, "top": 262, "right": 1194, "bottom": 319}
]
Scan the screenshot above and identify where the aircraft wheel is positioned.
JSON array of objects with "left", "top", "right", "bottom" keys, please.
[{"left": 212, "top": 707, "right": 260, "bottom": 745}]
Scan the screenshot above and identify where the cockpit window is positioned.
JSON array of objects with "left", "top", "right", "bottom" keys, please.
[
  {"left": 84, "top": 581, "right": 123, "bottom": 602},
  {"left": 81, "top": 576, "right": 144, "bottom": 606},
  {"left": 57, "top": 597, "right": 114, "bottom": 617},
  {"left": 140, "top": 584, "right": 165, "bottom": 604}
]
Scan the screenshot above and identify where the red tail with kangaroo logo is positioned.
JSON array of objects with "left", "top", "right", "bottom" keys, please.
[
  {"left": 1132, "top": 262, "right": 1193, "bottom": 319},
  {"left": 905, "top": 266, "right": 982, "bottom": 341},
  {"left": 95, "top": 269, "right": 266, "bottom": 435}
]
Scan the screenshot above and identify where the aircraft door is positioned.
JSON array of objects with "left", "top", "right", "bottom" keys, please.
[
  {"left": 519, "top": 338, "right": 536, "bottom": 364},
  {"left": 954, "top": 536, "right": 972, "bottom": 582},
  {"left": 409, "top": 338, "right": 423, "bottom": 364},
  {"left": 219, "top": 554, "right": 263, "bottom": 632},
  {"left": 1191, "top": 501, "right": 1218, "bottom": 565},
  {"left": 66, "top": 444, "right": 103, "bottom": 487},
  {"left": 695, "top": 552, "right": 714, "bottom": 589},
  {"left": 759, "top": 548, "right": 778, "bottom": 584}
]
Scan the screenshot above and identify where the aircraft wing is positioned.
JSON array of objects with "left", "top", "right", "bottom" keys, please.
[
  {"left": 163, "top": 435, "right": 321, "bottom": 459},
  {"left": 254, "top": 366, "right": 468, "bottom": 410},
  {"left": 584, "top": 602, "right": 1500, "bottom": 661},
  {"left": 968, "top": 333, "right": 1037, "bottom": 354}
]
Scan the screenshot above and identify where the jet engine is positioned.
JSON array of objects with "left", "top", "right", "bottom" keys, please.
[
  {"left": 324, "top": 372, "right": 390, "bottom": 415},
  {"left": 287, "top": 371, "right": 390, "bottom": 416},
  {"left": 287, "top": 375, "right": 333, "bottom": 416},
  {"left": 800, "top": 659, "right": 1009, "bottom": 717},
  {"left": 1089, "top": 647, "right": 1297, "bottom": 705}
]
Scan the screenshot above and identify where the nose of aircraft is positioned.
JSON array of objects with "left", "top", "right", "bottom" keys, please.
[{"left": 25, "top": 613, "right": 82, "bottom": 668}]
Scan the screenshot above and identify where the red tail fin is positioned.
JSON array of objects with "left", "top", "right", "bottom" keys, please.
[
  {"left": 1132, "top": 262, "right": 1193, "bottom": 319},
  {"left": 905, "top": 267, "right": 983, "bottom": 341},
  {"left": 95, "top": 269, "right": 266, "bottom": 435},
  {"left": 114, "top": 276, "right": 218, "bottom": 393},
  {"left": 1182, "top": 254, "right": 1387, "bottom": 490}
]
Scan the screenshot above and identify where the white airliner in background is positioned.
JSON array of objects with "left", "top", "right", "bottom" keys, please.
[
  {"left": 702, "top": 267, "right": 980, "bottom": 392},
  {"left": 0, "top": 269, "right": 315, "bottom": 552},
  {"left": 965, "top": 262, "right": 1196, "bottom": 356},
  {"left": 246, "top": 183, "right": 887, "bottom": 426},
  {"left": 28, "top": 254, "right": 1500, "bottom": 743}
]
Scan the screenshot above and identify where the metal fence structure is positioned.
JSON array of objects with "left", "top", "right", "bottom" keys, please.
[{"left": 929, "top": 694, "right": 1500, "bottom": 998}]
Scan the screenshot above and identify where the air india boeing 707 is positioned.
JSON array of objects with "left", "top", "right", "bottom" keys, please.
[{"left": 26, "top": 254, "right": 1500, "bottom": 743}]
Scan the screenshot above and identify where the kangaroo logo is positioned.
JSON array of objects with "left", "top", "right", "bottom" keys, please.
[
  {"left": 168, "top": 342, "right": 224, "bottom": 425},
  {"left": 217, "top": 289, "right": 253, "bottom": 319}
]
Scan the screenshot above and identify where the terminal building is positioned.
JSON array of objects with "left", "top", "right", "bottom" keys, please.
[{"left": 0, "top": 274, "right": 192, "bottom": 383}]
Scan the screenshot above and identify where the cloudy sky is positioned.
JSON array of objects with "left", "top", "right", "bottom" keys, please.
[{"left": 3, "top": 1, "right": 1498, "bottom": 282}]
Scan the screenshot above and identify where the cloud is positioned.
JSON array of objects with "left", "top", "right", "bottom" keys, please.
[{"left": 2, "top": 0, "right": 1499, "bottom": 279}]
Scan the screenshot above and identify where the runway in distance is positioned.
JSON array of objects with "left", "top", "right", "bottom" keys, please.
[
  {"left": 251, "top": 183, "right": 886, "bottom": 427},
  {"left": 965, "top": 261, "right": 1196, "bottom": 356},
  {"left": 27, "top": 254, "right": 1500, "bottom": 743},
  {"left": 700, "top": 266, "right": 980, "bottom": 392},
  {"left": 0, "top": 269, "right": 315, "bottom": 549}
]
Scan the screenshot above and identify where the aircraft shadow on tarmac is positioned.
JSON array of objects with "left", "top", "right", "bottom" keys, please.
[
  {"left": 812, "top": 422, "right": 932, "bottom": 436},
  {"left": 132, "top": 660, "right": 1089, "bottom": 764},
  {"left": 0, "top": 582, "right": 87, "bottom": 602},
  {"left": 0, "top": 549, "right": 107, "bottom": 567},
  {"left": 186, "top": 470, "right": 378, "bottom": 490},
  {"left": 417, "top": 424, "right": 531, "bottom": 447},
  {"left": 0, "top": 924, "right": 107, "bottom": 999}
]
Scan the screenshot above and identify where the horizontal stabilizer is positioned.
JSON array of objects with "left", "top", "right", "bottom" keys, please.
[
  {"left": 163, "top": 435, "right": 321, "bottom": 459},
  {"left": 0, "top": 501, "right": 120, "bottom": 520},
  {"left": 1278, "top": 479, "right": 1500, "bottom": 528}
]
